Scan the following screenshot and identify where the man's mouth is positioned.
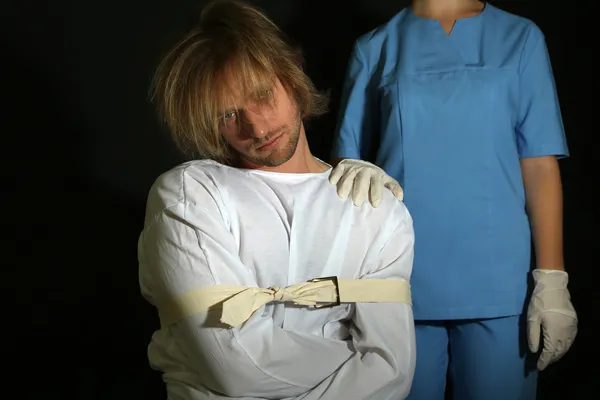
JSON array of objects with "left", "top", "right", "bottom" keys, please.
[{"left": 256, "top": 133, "right": 283, "bottom": 151}]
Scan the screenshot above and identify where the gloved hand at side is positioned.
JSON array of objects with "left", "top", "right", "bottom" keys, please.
[{"left": 527, "top": 269, "right": 578, "bottom": 370}]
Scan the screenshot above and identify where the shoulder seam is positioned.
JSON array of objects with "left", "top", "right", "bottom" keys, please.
[{"left": 518, "top": 24, "right": 544, "bottom": 74}]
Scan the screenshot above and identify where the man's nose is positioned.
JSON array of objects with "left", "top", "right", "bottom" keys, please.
[{"left": 243, "top": 106, "right": 272, "bottom": 138}]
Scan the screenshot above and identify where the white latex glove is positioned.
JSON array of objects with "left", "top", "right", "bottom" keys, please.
[
  {"left": 527, "top": 269, "right": 578, "bottom": 370},
  {"left": 328, "top": 159, "right": 404, "bottom": 207}
]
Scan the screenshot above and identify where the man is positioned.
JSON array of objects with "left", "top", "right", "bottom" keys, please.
[{"left": 138, "top": 1, "right": 416, "bottom": 399}]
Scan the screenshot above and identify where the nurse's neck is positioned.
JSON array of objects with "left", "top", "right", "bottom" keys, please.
[{"left": 412, "top": 0, "right": 484, "bottom": 20}]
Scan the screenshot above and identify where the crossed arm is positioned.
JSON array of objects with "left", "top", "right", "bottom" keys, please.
[{"left": 139, "top": 192, "right": 415, "bottom": 399}]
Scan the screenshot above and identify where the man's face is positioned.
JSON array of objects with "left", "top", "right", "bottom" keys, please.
[{"left": 218, "top": 78, "right": 302, "bottom": 168}]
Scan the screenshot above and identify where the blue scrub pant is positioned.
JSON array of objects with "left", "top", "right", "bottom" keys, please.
[{"left": 406, "top": 315, "right": 538, "bottom": 400}]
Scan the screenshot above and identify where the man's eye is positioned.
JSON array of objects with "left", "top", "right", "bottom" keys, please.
[{"left": 223, "top": 111, "right": 237, "bottom": 121}]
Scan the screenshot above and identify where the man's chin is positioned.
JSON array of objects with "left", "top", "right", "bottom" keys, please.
[
  {"left": 255, "top": 156, "right": 290, "bottom": 168},
  {"left": 245, "top": 149, "right": 294, "bottom": 168}
]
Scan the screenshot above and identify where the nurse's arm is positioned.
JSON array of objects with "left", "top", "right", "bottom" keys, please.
[
  {"left": 520, "top": 156, "right": 565, "bottom": 271},
  {"left": 328, "top": 43, "right": 405, "bottom": 205},
  {"left": 330, "top": 43, "right": 376, "bottom": 164}
]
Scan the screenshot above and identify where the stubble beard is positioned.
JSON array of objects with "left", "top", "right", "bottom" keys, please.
[{"left": 244, "top": 115, "right": 302, "bottom": 168}]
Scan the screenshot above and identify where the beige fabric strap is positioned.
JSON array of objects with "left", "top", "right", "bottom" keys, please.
[{"left": 159, "top": 278, "right": 411, "bottom": 328}]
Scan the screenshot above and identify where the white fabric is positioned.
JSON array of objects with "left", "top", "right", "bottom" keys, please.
[
  {"left": 527, "top": 269, "right": 578, "bottom": 370},
  {"left": 138, "top": 160, "right": 416, "bottom": 400},
  {"left": 329, "top": 159, "right": 404, "bottom": 207}
]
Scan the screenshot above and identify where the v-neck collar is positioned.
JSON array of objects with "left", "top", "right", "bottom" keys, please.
[{"left": 406, "top": 3, "right": 492, "bottom": 66}]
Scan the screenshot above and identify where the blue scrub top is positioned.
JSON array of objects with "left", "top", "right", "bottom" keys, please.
[{"left": 331, "top": 4, "right": 568, "bottom": 320}]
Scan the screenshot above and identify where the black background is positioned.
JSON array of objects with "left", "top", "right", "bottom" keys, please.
[{"left": 3, "top": 0, "right": 596, "bottom": 398}]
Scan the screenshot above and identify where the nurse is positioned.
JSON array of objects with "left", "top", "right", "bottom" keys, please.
[{"left": 329, "top": 0, "right": 578, "bottom": 398}]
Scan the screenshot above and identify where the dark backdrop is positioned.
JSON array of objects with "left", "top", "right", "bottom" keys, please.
[{"left": 3, "top": 1, "right": 595, "bottom": 398}]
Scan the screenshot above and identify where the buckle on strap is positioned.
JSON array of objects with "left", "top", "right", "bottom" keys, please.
[{"left": 310, "top": 276, "right": 341, "bottom": 309}]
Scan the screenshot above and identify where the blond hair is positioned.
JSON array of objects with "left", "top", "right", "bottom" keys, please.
[{"left": 150, "top": 0, "right": 329, "bottom": 162}]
